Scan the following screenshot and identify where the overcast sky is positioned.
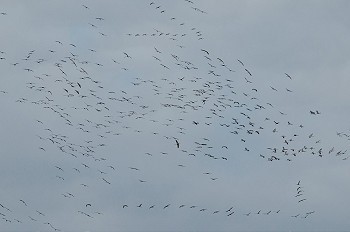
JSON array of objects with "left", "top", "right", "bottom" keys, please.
[{"left": 1, "top": 0, "right": 350, "bottom": 231}]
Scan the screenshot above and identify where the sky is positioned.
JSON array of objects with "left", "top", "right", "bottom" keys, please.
[{"left": 0, "top": 0, "right": 350, "bottom": 231}]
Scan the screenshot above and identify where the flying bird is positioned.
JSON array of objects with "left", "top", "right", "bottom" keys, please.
[
  {"left": 123, "top": 52, "right": 132, "bottom": 58},
  {"left": 19, "top": 200, "right": 27, "bottom": 206},
  {"left": 200, "top": 49, "right": 209, "bottom": 55},
  {"left": 245, "top": 68, "right": 252, "bottom": 76},
  {"left": 237, "top": 59, "right": 244, "bottom": 66},
  {"left": 285, "top": 73, "right": 292, "bottom": 79}
]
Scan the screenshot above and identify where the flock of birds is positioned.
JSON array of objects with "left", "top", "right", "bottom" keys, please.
[{"left": 0, "top": 1, "right": 348, "bottom": 231}]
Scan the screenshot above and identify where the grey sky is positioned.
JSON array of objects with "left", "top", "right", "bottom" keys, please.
[{"left": 0, "top": 0, "right": 350, "bottom": 231}]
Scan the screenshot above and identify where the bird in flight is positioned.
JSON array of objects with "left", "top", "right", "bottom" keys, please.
[
  {"left": 200, "top": 49, "right": 209, "bottom": 55},
  {"left": 285, "top": 73, "right": 292, "bottom": 79},
  {"left": 238, "top": 59, "right": 244, "bottom": 66},
  {"left": 124, "top": 52, "right": 132, "bottom": 58},
  {"left": 19, "top": 200, "right": 27, "bottom": 206}
]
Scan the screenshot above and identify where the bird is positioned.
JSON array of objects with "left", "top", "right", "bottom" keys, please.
[
  {"left": 0, "top": 204, "right": 11, "bottom": 212},
  {"left": 270, "top": 86, "right": 278, "bottom": 91},
  {"left": 285, "top": 73, "right": 292, "bottom": 79},
  {"left": 227, "top": 211, "right": 234, "bottom": 216},
  {"left": 200, "top": 49, "right": 209, "bottom": 55},
  {"left": 245, "top": 68, "right": 252, "bottom": 76},
  {"left": 175, "top": 139, "right": 180, "bottom": 148},
  {"left": 19, "top": 200, "right": 27, "bottom": 206},
  {"left": 102, "top": 178, "right": 111, "bottom": 184},
  {"left": 123, "top": 52, "right": 131, "bottom": 58},
  {"left": 36, "top": 210, "right": 45, "bottom": 216}
]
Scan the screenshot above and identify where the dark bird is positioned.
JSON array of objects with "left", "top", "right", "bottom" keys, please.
[
  {"left": 244, "top": 77, "right": 252, "bottom": 83},
  {"left": 285, "top": 73, "right": 292, "bottom": 79},
  {"left": 19, "top": 200, "right": 27, "bottom": 206},
  {"left": 54, "top": 166, "right": 63, "bottom": 171},
  {"left": 200, "top": 49, "right": 209, "bottom": 55},
  {"left": 270, "top": 86, "right": 277, "bottom": 91},
  {"left": 227, "top": 211, "right": 234, "bottom": 216},
  {"left": 237, "top": 59, "right": 244, "bottom": 66},
  {"left": 175, "top": 139, "right": 180, "bottom": 148},
  {"left": 0, "top": 203, "right": 11, "bottom": 212},
  {"left": 124, "top": 52, "right": 131, "bottom": 58},
  {"left": 245, "top": 68, "right": 252, "bottom": 76},
  {"left": 102, "top": 178, "right": 111, "bottom": 184}
]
